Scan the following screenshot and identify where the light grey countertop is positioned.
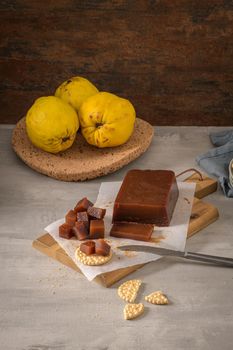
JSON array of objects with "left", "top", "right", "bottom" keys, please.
[{"left": 1, "top": 125, "right": 233, "bottom": 350}]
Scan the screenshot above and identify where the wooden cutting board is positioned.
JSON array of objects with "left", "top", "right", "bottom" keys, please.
[
  {"left": 12, "top": 117, "right": 154, "bottom": 181},
  {"left": 33, "top": 175, "right": 219, "bottom": 287}
]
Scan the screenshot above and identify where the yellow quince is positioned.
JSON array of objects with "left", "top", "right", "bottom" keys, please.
[
  {"left": 79, "top": 92, "right": 136, "bottom": 148},
  {"left": 26, "top": 96, "right": 79, "bottom": 153},
  {"left": 55, "top": 76, "right": 99, "bottom": 113}
]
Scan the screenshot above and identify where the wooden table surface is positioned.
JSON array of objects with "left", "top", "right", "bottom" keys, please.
[
  {"left": 0, "top": 125, "right": 233, "bottom": 350},
  {"left": 1, "top": 1, "right": 233, "bottom": 125}
]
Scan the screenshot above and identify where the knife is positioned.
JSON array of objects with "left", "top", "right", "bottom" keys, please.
[{"left": 118, "top": 245, "right": 233, "bottom": 267}]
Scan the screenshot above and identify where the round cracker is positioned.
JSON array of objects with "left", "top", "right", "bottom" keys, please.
[{"left": 75, "top": 247, "right": 112, "bottom": 266}]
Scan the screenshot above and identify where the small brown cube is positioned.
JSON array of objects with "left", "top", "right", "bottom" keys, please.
[
  {"left": 59, "top": 223, "right": 73, "bottom": 239},
  {"left": 87, "top": 206, "right": 106, "bottom": 220},
  {"left": 89, "top": 219, "right": 105, "bottom": 239},
  {"left": 65, "top": 210, "right": 76, "bottom": 227},
  {"left": 74, "top": 197, "right": 93, "bottom": 213},
  {"left": 95, "top": 239, "right": 111, "bottom": 256},
  {"left": 76, "top": 211, "right": 89, "bottom": 229},
  {"left": 73, "top": 221, "right": 89, "bottom": 241},
  {"left": 80, "top": 241, "right": 95, "bottom": 255}
]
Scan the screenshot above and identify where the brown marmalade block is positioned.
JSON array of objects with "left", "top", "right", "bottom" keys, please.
[
  {"left": 73, "top": 221, "right": 89, "bottom": 241},
  {"left": 110, "top": 222, "right": 154, "bottom": 242},
  {"left": 74, "top": 197, "right": 93, "bottom": 213},
  {"left": 76, "top": 211, "right": 89, "bottom": 229},
  {"left": 59, "top": 223, "right": 74, "bottom": 239},
  {"left": 65, "top": 210, "right": 77, "bottom": 227},
  {"left": 80, "top": 241, "right": 95, "bottom": 255},
  {"left": 87, "top": 206, "right": 106, "bottom": 220},
  {"left": 89, "top": 220, "right": 105, "bottom": 239},
  {"left": 112, "top": 170, "right": 179, "bottom": 226},
  {"left": 95, "top": 239, "right": 111, "bottom": 256}
]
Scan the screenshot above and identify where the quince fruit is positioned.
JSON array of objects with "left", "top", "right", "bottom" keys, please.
[
  {"left": 79, "top": 92, "right": 136, "bottom": 148},
  {"left": 55, "top": 76, "right": 99, "bottom": 113},
  {"left": 26, "top": 96, "right": 79, "bottom": 153}
]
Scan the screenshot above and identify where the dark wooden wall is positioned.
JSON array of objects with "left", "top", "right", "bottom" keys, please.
[{"left": 0, "top": 0, "right": 233, "bottom": 125}]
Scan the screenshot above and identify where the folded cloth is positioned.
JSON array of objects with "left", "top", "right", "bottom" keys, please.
[
  {"left": 196, "top": 129, "right": 233, "bottom": 198},
  {"left": 210, "top": 129, "right": 233, "bottom": 147}
]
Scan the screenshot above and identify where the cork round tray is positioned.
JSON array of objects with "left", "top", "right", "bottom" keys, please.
[{"left": 12, "top": 117, "right": 154, "bottom": 181}]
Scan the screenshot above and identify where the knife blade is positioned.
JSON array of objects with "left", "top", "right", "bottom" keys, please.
[
  {"left": 118, "top": 245, "right": 185, "bottom": 257},
  {"left": 118, "top": 245, "right": 233, "bottom": 267}
]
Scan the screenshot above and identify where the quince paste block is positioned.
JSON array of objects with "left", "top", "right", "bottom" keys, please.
[
  {"left": 73, "top": 222, "right": 89, "bottom": 240},
  {"left": 89, "top": 220, "right": 105, "bottom": 239},
  {"left": 80, "top": 241, "right": 95, "bottom": 255},
  {"left": 110, "top": 222, "right": 154, "bottom": 242},
  {"left": 112, "top": 170, "right": 179, "bottom": 226},
  {"left": 59, "top": 223, "right": 74, "bottom": 239},
  {"left": 74, "top": 197, "right": 93, "bottom": 213},
  {"left": 95, "top": 239, "right": 111, "bottom": 256},
  {"left": 76, "top": 211, "right": 89, "bottom": 229},
  {"left": 65, "top": 210, "right": 76, "bottom": 227}
]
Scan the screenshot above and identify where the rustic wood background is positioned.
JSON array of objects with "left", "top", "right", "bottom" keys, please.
[{"left": 0, "top": 0, "right": 233, "bottom": 125}]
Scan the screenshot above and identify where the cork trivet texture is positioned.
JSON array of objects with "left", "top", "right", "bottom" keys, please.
[{"left": 12, "top": 117, "right": 154, "bottom": 181}]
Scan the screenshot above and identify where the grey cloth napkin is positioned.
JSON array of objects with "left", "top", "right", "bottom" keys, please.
[{"left": 196, "top": 130, "right": 233, "bottom": 197}]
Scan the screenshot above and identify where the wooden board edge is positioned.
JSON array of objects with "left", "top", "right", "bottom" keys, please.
[
  {"left": 188, "top": 205, "right": 219, "bottom": 237},
  {"left": 32, "top": 237, "right": 79, "bottom": 273},
  {"left": 97, "top": 263, "right": 146, "bottom": 287},
  {"left": 32, "top": 235, "right": 144, "bottom": 287},
  {"left": 184, "top": 173, "right": 218, "bottom": 198},
  {"left": 195, "top": 181, "right": 218, "bottom": 199}
]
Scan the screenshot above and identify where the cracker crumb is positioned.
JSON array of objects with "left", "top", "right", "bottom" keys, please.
[
  {"left": 145, "top": 291, "right": 168, "bottom": 305},
  {"left": 118, "top": 279, "right": 142, "bottom": 303},
  {"left": 124, "top": 303, "right": 144, "bottom": 320}
]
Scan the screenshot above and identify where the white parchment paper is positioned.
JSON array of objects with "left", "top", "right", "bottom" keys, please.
[{"left": 45, "top": 181, "right": 195, "bottom": 281}]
